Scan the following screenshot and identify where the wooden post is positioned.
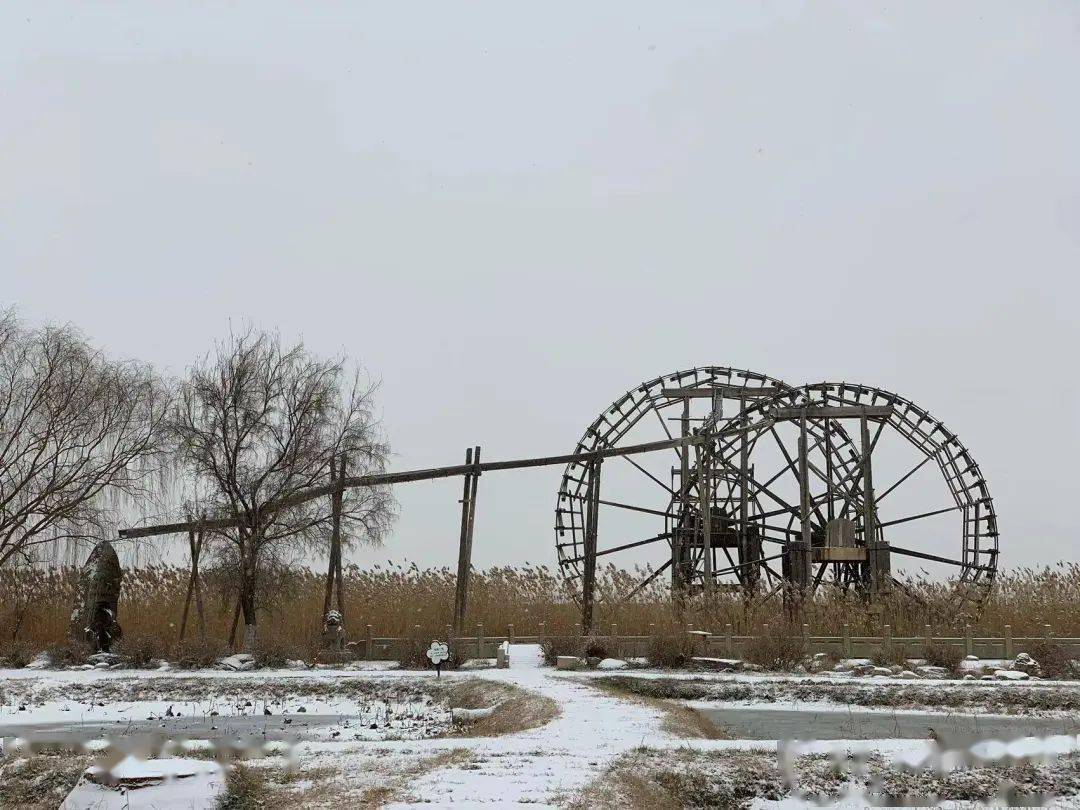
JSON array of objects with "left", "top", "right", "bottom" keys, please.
[
  {"left": 738, "top": 401, "right": 756, "bottom": 595},
  {"left": 789, "top": 419, "right": 812, "bottom": 600},
  {"left": 725, "top": 623, "right": 733, "bottom": 658},
  {"left": 965, "top": 624, "right": 973, "bottom": 657},
  {"left": 860, "top": 415, "right": 890, "bottom": 598},
  {"left": 365, "top": 624, "right": 373, "bottom": 660},
  {"left": 539, "top": 621, "right": 546, "bottom": 640},
  {"left": 179, "top": 516, "right": 206, "bottom": 641},
  {"left": 477, "top": 622, "right": 485, "bottom": 659},
  {"left": 508, "top": 623, "right": 515, "bottom": 644},
  {"left": 843, "top": 623, "right": 852, "bottom": 658},
  {"left": 1044, "top": 623, "right": 1053, "bottom": 640},
  {"left": 696, "top": 439, "right": 714, "bottom": 596},
  {"left": 924, "top": 624, "right": 933, "bottom": 658},
  {"left": 1004, "top": 624, "right": 1013, "bottom": 658},
  {"left": 673, "top": 397, "right": 691, "bottom": 607},
  {"left": 802, "top": 623, "right": 810, "bottom": 653},
  {"left": 581, "top": 457, "right": 602, "bottom": 634},
  {"left": 883, "top": 624, "right": 892, "bottom": 657},
  {"left": 453, "top": 448, "right": 475, "bottom": 637}
]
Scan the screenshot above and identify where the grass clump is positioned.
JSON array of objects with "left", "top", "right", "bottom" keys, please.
[{"left": 217, "top": 764, "right": 270, "bottom": 810}]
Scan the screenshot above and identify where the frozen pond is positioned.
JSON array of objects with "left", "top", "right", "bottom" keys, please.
[{"left": 696, "top": 704, "right": 1080, "bottom": 742}]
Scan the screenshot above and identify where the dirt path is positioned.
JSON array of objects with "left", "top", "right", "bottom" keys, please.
[{"left": 391, "top": 644, "right": 668, "bottom": 806}]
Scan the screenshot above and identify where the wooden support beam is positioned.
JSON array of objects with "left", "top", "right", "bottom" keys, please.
[
  {"left": 661, "top": 385, "right": 781, "bottom": 399},
  {"left": 860, "top": 415, "right": 889, "bottom": 597},
  {"left": 452, "top": 448, "right": 474, "bottom": 637},
  {"left": 696, "top": 440, "right": 713, "bottom": 596},
  {"left": 738, "top": 397, "right": 755, "bottom": 593},
  {"left": 465, "top": 445, "right": 480, "bottom": 616},
  {"left": 774, "top": 405, "right": 893, "bottom": 421},
  {"left": 581, "top": 457, "right": 602, "bottom": 633},
  {"left": 788, "top": 418, "right": 813, "bottom": 599},
  {"left": 673, "top": 397, "right": 690, "bottom": 605}
]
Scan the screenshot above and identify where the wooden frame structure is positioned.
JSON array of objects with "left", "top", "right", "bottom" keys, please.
[
  {"left": 118, "top": 366, "right": 999, "bottom": 632},
  {"left": 556, "top": 367, "right": 999, "bottom": 615}
]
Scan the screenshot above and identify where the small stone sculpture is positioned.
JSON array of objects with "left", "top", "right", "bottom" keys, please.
[
  {"left": 322, "top": 610, "right": 346, "bottom": 651},
  {"left": 70, "top": 541, "right": 124, "bottom": 652}
]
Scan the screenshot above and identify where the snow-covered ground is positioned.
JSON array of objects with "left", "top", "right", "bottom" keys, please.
[{"left": 4, "top": 645, "right": 1080, "bottom": 807}]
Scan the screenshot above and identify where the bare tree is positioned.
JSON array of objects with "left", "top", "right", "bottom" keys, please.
[
  {"left": 172, "top": 328, "right": 395, "bottom": 650},
  {"left": 0, "top": 310, "right": 172, "bottom": 568}
]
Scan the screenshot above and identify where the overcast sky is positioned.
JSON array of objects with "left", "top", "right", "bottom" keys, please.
[{"left": 3, "top": 2, "right": 1078, "bottom": 577}]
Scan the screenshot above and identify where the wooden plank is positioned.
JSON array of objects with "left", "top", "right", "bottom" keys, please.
[{"left": 774, "top": 405, "right": 893, "bottom": 420}]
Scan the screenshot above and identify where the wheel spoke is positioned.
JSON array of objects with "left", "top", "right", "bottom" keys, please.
[
  {"left": 876, "top": 453, "right": 935, "bottom": 504},
  {"left": 597, "top": 498, "right": 675, "bottom": 519},
  {"left": 888, "top": 543, "right": 994, "bottom": 572},
  {"left": 620, "top": 453, "right": 674, "bottom": 494},
  {"left": 625, "top": 559, "right": 672, "bottom": 599},
  {"left": 877, "top": 504, "right": 961, "bottom": 529}
]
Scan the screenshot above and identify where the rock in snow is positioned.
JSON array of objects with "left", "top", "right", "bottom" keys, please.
[
  {"left": 995, "top": 669, "right": 1029, "bottom": 680},
  {"left": 596, "top": 658, "right": 629, "bottom": 670},
  {"left": 691, "top": 657, "right": 742, "bottom": 672},
  {"left": 452, "top": 703, "right": 502, "bottom": 723},
  {"left": 216, "top": 654, "right": 256, "bottom": 671},
  {"left": 556, "top": 656, "right": 584, "bottom": 670}
]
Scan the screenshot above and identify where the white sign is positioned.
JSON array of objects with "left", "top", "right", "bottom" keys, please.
[{"left": 426, "top": 641, "right": 450, "bottom": 665}]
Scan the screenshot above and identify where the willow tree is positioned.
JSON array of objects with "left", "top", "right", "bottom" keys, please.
[
  {"left": 0, "top": 310, "right": 171, "bottom": 569},
  {"left": 172, "top": 328, "right": 394, "bottom": 650}
]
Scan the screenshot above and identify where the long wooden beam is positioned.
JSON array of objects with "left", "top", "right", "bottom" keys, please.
[
  {"left": 119, "top": 426, "right": 751, "bottom": 540},
  {"left": 661, "top": 385, "right": 780, "bottom": 399},
  {"left": 773, "top": 405, "right": 893, "bottom": 420}
]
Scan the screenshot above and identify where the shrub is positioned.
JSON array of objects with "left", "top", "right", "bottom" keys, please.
[
  {"left": 1026, "top": 640, "right": 1076, "bottom": 679},
  {"left": 44, "top": 639, "right": 90, "bottom": 668},
  {"left": 0, "top": 638, "right": 35, "bottom": 668},
  {"left": 173, "top": 636, "right": 230, "bottom": 669},
  {"left": 114, "top": 630, "right": 170, "bottom": 668},
  {"left": 540, "top": 635, "right": 584, "bottom": 666},
  {"left": 871, "top": 645, "right": 909, "bottom": 669},
  {"left": 217, "top": 764, "right": 269, "bottom": 810},
  {"left": 583, "top": 633, "right": 613, "bottom": 660},
  {"left": 646, "top": 633, "right": 691, "bottom": 668},
  {"left": 743, "top": 628, "right": 806, "bottom": 671},
  {"left": 925, "top": 641, "right": 964, "bottom": 674},
  {"left": 251, "top": 634, "right": 311, "bottom": 669}
]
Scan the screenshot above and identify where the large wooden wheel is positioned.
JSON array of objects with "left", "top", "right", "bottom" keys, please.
[
  {"left": 555, "top": 371, "right": 998, "bottom": 610},
  {"left": 554, "top": 366, "right": 859, "bottom": 602}
]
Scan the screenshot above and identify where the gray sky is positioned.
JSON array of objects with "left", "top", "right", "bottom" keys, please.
[{"left": 3, "top": 2, "right": 1078, "bottom": 576}]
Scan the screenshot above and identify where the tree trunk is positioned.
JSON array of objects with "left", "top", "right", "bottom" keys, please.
[
  {"left": 240, "top": 588, "right": 257, "bottom": 651},
  {"left": 239, "top": 542, "right": 259, "bottom": 652}
]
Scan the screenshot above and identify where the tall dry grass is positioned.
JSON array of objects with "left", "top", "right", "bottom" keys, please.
[{"left": 3, "top": 562, "right": 1080, "bottom": 659}]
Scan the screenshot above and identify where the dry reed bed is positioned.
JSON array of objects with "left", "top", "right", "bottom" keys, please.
[{"left": 3, "top": 562, "right": 1080, "bottom": 658}]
